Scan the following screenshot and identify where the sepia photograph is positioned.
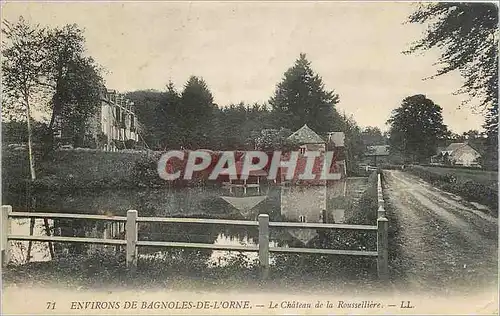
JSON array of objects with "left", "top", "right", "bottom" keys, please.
[{"left": 1, "top": 1, "right": 498, "bottom": 315}]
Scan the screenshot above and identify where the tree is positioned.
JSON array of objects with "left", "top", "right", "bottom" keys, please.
[
  {"left": 211, "top": 102, "right": 272, "bottom": 150},
  {"left": 1, "top": 121, "right": 48, "bottom": 146},
  {"left": 2, "top": 17, "right": 47, "bottom": 180},
  {"left": 269, "top": 53, "right": 340, "bottom": 135},
  {"left": 405, "top": 3, "right": 498, "bottom": 162},
  {"left": 337, "top": 113, "right": 365, "bottom": 174},
  {"left": 2, "top": 18, "right": 104, "bottom": 153},
  {"left": 361, "top": 126, "right": 387, "bottom": 146},
  {"left": 41, "top": 24, "right": 104, "bottom": 149},
  {"left": 156, "top": 82, "right": 183, "bottom": 149},
  {"left": 251, "top": 127, "right": 298, "bottom": 152},
  {"left": 387, "top": 94, "right": 448, "bottom": 162},
  {"left": 178, "top": 76, "right": 216, "bottom": 149},
  {"left": 126, "top": 89, "right": 165, "bottom": 149}
]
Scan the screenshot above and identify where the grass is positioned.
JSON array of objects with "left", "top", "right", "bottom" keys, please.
[
  {"left": 406, "top": 165, "right": 498, "bottom": 215},
  {"left": 2, "top": 248, "right": 383, "bottom": 293},
  {"left": 415, "top": 165, "right": 498, "bottom": 189}
]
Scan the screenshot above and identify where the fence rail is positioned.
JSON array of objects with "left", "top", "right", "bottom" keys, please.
[{"left": 1, "top": 174, "right": 389, "bottom": 280}]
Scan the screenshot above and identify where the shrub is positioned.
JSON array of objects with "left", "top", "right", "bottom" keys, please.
[
  {"left": 131, "top": 151, "right": 166, "bottom": 188},
  {"left": 349, "top": 171, "right": 378, "bottom": 225},
  {"left": 124, "top": 139, "right": 137, "bottom": 149}
]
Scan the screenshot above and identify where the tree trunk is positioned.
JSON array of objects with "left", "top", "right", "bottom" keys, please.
[
  {"left": 44, "top": 93, "right": 62, "bottom": 157},
  {"left": 25, "top": 96, "right": 36, "bottom": 181},
  {"left": 24, "top": 94, "right": 37, "bottom": 263}
]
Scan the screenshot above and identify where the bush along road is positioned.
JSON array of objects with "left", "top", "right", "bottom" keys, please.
[{"left": 383, "top": 170, "right": 498, "bottom": 296}]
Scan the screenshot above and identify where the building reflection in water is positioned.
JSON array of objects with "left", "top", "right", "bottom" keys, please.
[
  {"left": 279, "top": 180, "right": 347, "bottom": 246},
  {"left": 217, "top": 178, "right": 348, "bottom": 249}
]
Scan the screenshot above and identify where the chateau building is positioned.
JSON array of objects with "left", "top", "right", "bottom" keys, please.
[{"left": 54, "top": 88, "right": 141, "bottom": 151}]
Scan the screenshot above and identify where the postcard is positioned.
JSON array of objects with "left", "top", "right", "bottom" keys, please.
[{"left": 1, "top": 1, "right": 498, "bottom": 315}]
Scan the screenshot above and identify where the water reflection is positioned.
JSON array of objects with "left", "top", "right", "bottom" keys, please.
[{"left": 4, "top": 178, "right": 370, "bottom": 266}]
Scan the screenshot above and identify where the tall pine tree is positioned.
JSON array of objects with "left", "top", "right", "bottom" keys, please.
[
  {"left": 269, "top": 53, "right": 340, "bottom": 135},
  {"left": 178, "top": 76, "right": 216, "bottom": 149}
]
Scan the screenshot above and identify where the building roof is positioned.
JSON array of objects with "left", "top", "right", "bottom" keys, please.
[
  {"left": 287, "top": 124, "right": 325, "bottom": 144},
  {"left": 434, "top": 142, "right": 483, "bottom": 157},
  {"left": 365, "top": 145, "right": 390, "bottom": 156},
  {"left": 445, "top": 142, "right": 467, "bottom": 152}
]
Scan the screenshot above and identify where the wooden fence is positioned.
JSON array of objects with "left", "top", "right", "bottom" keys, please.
[{"left": 1, "top": 174, "right": 389, "bottom": 280}]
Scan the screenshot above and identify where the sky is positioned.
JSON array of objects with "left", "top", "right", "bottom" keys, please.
[{"left": 2, "top": 1, "right": 487, "bottom": 133}]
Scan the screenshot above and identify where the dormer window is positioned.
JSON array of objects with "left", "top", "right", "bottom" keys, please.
[{"left": 299, "top": 215, "right": 306, "bottom": 223}]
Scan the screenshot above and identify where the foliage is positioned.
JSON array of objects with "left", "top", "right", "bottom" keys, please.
[
  {"left": 112, "top": 139, "right": 126, "bottom": 150},
  {"left": 387, "top": 94, "right": 448, "bottom": 163},
  {"left": 176, "top": 76, "right": 217, "bottom": 149},
  {"left": 2, "top": 17, "right": 104, "bottom": 153},
  {"left": 269, "top": 53, "right": 340, "bottom": 135},
  {"left": 126, "top": 89, "right": 166, "bottom": 149},
  {"left": 124, "top": 139, "right": 137, "bottom": 149},
  {"left": 361, "top": 127, "right": 387, "bottom": 146},
  {"left": 155, "top": 82, "right": 182, "bottom": 149},
  {"left": 131, "top": 151, "right": 166, "bottom": 188},
  {"left": 406, "top": 165, "right": 498, "bottom": 214},
  {"left": 1, "top": 17, "right": 49, "bottom": 180},
  {"left": 127, "top": 90, "right": 273, "bottom": 152},
  {"left": 338, "top": 113, "right": 365, "bottom": 176},
  {"left": 1, "top": 17, "right": 49, "bottom": 121},
  {"left": 43, "top": 24, "right": 104, "bottom": 150},
  {"left": 2, "top": 121, "right": 49, "bottom": 145},
  {"left": 405, "top": 3, "right": 498, "bottom": 156},
  {"left": 214, "top": 102, "right": 272, "bottom": 150},
  {"left": 124, "top": 54, "right": 366, "bottom": 173},
  {"left": 251, "top": 127, "right": 297, "bottom": 151},
  {"left": 96, "top": 132, "right": 108, "bottom": 149},
  {"left": 350, "top": 171, "right": 379, "bottom": 225}
]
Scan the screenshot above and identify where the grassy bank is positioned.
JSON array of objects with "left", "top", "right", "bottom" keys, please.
[
  {"left": 405, "top": 165, "right": 498, "bottom": 215},
  {"left": 348, "top": 171, "right": 378, "bottom": 225},
  {"left": 3, "top": 148, "right": 144, "bottom": 192},
  {"left": 2, "top": 248, "right": 380, "bottom": 292},
  {"left": 413, "top": 165, "right": 498, "bottom": 188},
  {"left": 2, "top": 149, "right": 210, "bottom": 193}
]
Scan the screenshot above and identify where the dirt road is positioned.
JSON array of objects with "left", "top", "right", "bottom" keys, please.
[{"left": 383, "top": 170, "right": 498, "bottom": 295}]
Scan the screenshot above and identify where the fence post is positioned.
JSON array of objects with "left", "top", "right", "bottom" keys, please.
[
  {"left": 377, "top": 216, "right": 389, "bottom": 281},
  {"left": 2, "top": 205, "right": 12, "bottom": 267},
  {"left": 377, "top": 205, "right": 386, "bottom": 219},
  {"left": 377, "top": 173, "right": 384, "bottom": 208},
  {"left": 126, "top": 210, "right": 138, "bottom": 275},
  {"left": 258, "top": 214, "right": 269, "bottom": 280}
]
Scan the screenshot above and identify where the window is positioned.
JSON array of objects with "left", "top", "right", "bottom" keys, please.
[
  {"left": 299, "top": 215, "right": 306, "bottom": 223},
  {"left": 299, "top": 147, "right": 306, "bottom": 155}
]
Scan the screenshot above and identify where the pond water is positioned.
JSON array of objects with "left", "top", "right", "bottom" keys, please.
[{"left": 4, "top": 178, "right": 371, "bottom": 266}]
